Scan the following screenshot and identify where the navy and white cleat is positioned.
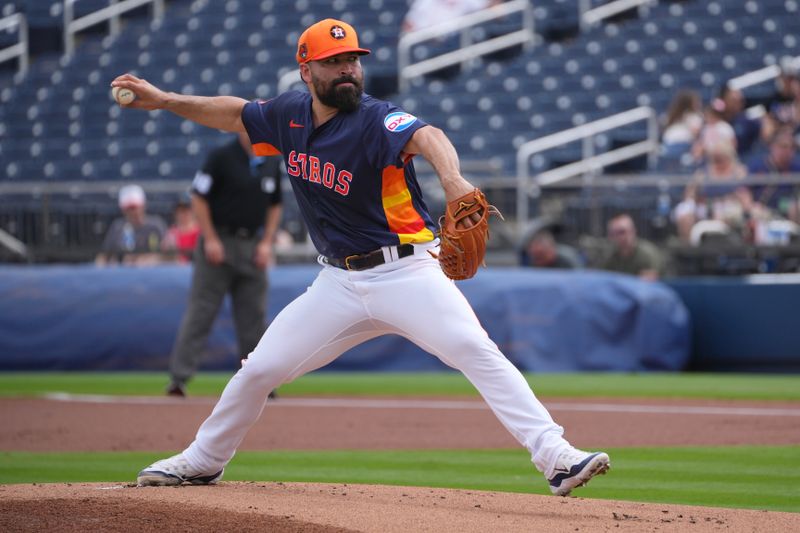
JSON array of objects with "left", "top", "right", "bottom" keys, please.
[
  {"left": 548, "top": 448, "right": 610, "bottom": 496},
  {"left": 137, "top": 453, "right": 223, "bottom": 487}
]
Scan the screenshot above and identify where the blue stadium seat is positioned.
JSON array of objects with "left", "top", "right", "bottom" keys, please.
[{"left": 3, "top": 0, "right": 799, "bottom": 180}]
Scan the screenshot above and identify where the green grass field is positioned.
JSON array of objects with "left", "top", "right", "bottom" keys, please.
[
  {"left": 2, "top": 371, "right": 800, "bottom": 400},
  {"left": 2, "top": 372, "right": 799, "bottom": 513},
  {"left": 1, "top": 447, "right": 798, "bottom": 512}
]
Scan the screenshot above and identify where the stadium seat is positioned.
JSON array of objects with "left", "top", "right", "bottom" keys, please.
[{"left": 2, "top": 0, "right": 800, "bottom": 181}]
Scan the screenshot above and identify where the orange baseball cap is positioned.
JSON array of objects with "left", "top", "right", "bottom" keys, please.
[{"left": 296, "top": 19, "right": 370, "bottom": 64}]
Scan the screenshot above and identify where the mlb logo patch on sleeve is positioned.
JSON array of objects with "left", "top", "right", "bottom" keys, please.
[{"left": 384, "top": 112, "right": 417, "bottom": 132}]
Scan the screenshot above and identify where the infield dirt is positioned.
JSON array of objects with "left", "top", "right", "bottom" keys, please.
[{"left": 2, "top": 395, "right": 799, "bottom": 532}]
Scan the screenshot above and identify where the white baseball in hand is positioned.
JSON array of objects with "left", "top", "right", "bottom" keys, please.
[{"left": 111, "top": 86, "right": 136, "bottom": 105}]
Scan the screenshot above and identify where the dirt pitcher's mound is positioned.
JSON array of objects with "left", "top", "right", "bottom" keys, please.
[{"left": 2, "top": 482, "right": 798, "bottom": 532}]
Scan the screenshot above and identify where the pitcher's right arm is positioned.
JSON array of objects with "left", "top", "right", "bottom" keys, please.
[{"left": 110, "top": 73, "right": 247, "bottom": 133}]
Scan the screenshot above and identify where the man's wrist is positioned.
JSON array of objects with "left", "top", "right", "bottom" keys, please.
[{"left": 161, "top": 92, "right": 181, "bottom": 110}]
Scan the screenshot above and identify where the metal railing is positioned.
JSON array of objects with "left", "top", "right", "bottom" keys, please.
[
  {"left": 5, "top": 174, "right": 799, "bottom": 269},
  {"left": 515, "top": 106, "right": 659, "bottom": 234},
  {"left": 579, "top": 0, "right": 657, "bottom": 31},
  {"left": 63, "top": 0, "right": 165, "bottom": 58},
  {"left": 728, "top": 55, "right": 800, "bottom": 91},
  {"left": 726, "top": 55, "right": 800, "bottom": 120},
  {"left": 0, "top": 227, "right": 29, "bottom": 261},
  {"left": 0, "top": 13, "right": 29, "bottom": 75},
  {"left": 397, "top": 0, "right": 534, "bottom": 93},
  {"left": 0, "top": 179, "right": 317, "bottom": 263}
]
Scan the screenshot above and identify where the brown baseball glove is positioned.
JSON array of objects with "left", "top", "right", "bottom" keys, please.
[{"left": 435, "top": 188, "right": 503, "bottom": 280}]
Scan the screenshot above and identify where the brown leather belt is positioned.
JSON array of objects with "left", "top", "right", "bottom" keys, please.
[{"left": 326, "top": 244, "right": 415, "bottom": 271}]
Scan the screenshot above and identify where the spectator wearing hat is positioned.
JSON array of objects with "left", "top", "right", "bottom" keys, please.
[{"left": 95, "top": 184, "right": 167, "bottom": 266}]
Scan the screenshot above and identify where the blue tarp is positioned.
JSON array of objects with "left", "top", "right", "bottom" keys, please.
[{"left": 0, "top": 264, "right": 691, "bottom": 372}]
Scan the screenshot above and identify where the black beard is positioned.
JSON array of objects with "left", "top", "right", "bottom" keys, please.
[{"left": 315, "top": 76, "right": 363, "bottom": 112}]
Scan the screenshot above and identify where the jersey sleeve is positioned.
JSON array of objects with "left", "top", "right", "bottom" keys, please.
[
  {"left": 366, "top": 102, "right": 428, "bottom": 169},
  {"left": 190, "top": 150, "right": 217, "bottom": 199},
  {"left": 259, "top": 156, "right": 283, "bottom": 206},
  {"left": 241, "top": 99, "right": 282, "bottom": 156},
  {"left": 271, "top": 160, "right": 283, "bottom": 205}
]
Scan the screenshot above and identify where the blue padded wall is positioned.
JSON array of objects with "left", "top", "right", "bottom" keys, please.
[{"left": 0, "top": 264, "right": 690, "bottom": 373}]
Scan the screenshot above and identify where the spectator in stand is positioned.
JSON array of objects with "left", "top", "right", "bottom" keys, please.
[
  {"left": 765, "top": 67, "right": 800, "bottom": 136},
  {"left": 521, "top": 228, "right": 583, "bottom": 269},
  {"left": 748, "top": 126, "right": 800, "bottom": 175},
  {"left": 698, "top": 140, "right": 749, "bottom": 182},
  {"left": 161, "top": 194, "right": 200, "bottom": 263},
  {"left": 597, "top": 213, "right": 663, "bottom": 281},
  {"left": 401, "top": 0, "right": 501, "bottom": 33},
  {"left": 747, "top": 126, "right": 800, "bottom": 223},
  {"left": 95, "top": 184, "right": 167, "bottom": 266},
  {"left": 692, "top": 99, "right": 736, "bottom": 163},
  {"left": 674, "top": 141, "right": 758, "bottom": 244},
  {"left": 400, "top": 0, "right": 504, "bottom": 79},
  {"left": 660, "top": 89, "right": 704, "bottom": 169},
  {"left": 717, "top": 84, "right": 767, "bottom": 158}
]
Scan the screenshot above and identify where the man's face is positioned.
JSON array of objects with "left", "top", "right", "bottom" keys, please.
[
  {"left": 306, "top": 53, "right": 364, "bottom": 112},
  {"left": 528, "top": 237, "right": 556, "bottom": 266},
  {"left": 724, "top": 89, "right": 744, "bottom": 114},
  {"left": 771, "top": 134, "right": 797, "bottom": 171},
  {"left": 608, "top": 217, "right": 636, "bottom": 251},
  {"left": 122, "top": 204, "right": 145, "bottom": 225}
]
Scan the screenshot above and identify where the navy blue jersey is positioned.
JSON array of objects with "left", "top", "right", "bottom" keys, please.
[
  {"left": 241, "top": 91, "right": 436, "bottom": 258},
  {"left": 191, "top": 138, "right": 282, "bottom": 233}
]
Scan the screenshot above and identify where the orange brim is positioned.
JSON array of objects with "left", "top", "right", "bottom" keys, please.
[{"left": 305, "top": 46, "right": 371, "bottom": 63}]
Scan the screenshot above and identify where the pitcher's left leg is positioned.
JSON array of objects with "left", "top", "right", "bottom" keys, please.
[{"left": 367, "top": 257, "right": 569, "bottom": 475}]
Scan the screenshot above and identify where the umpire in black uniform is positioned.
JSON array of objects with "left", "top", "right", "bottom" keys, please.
[{"left": 167, "top": 131, "right": 283, "bottom": 396}]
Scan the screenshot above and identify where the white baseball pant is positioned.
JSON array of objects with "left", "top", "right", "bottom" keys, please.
[{"left": 183, "top": 243, "right": 570, "bottom": 478}]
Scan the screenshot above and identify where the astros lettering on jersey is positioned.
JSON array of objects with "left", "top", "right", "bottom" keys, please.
[{"left": 242, "top": 91, "right": 437, "bottom": 259}]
